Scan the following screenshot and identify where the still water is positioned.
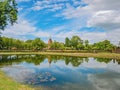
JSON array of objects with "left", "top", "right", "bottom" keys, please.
[{"left": 0, "top": 55, "right": 120, "bottom": 90}]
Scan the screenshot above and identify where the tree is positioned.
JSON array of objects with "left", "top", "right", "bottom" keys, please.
[
  {"left": 32, "top": 38, "right": 46, "bottom": 50},
  {"left": 2, "top": 36, "right": 9, "bottom": 49},
  {"left": 77, "top": 43, "right": 84, "bottom": 50},
  {"left": 0, "top": 36, "right": 2, "bottom": 49},
  {"left": 15, "top": 39, "right": 23, "bottom": 50},
  {"left": 84, "top": 40, "right": 89, "bottom": 46},
  {"left": 92, "top": 40, "right": 115, "bottom": 51},
  {"left": 84, "top": 40, "right": 89, "bottom": 50},
  {"left": 24, "top": 40, "right": 33, "bottom": 50},
  {"left": 51, "top": 41, "right": 65, "bottom": 50},
  {"left": 65, "top": 37, "right": 70, "bottom": 47},
  {"left": 71, "top": 36, "right": 83, "bottom": 50},
  {"left": 0, "top": 0, "right": 17, "bottom": 30}
]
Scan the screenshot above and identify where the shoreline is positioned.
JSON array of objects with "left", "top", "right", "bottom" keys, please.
[
  {"left": 0, "top": 52, "right": 120, "bottom": 59},
  {"left": 0, "top": 71, "right": 34, "bottom": 90}
]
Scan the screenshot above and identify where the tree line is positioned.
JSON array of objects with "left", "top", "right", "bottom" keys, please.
[
  {"left": 0, "top": 36, "right": 116, "bottom": 52},
  {"left": 0, "top": 37, "right": 46, "bottom": 50},
  {"left": 64, "top": 36, "right": 116, "bottom": 51}
]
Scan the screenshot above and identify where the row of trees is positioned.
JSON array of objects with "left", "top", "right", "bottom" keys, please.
[
  {"left": 65, "top": 36, "right": 115, "bottom": 51},
  {"left": 0, "top": 36, "right": 116, "bottom": 51},
  {"left": 0, "top": 37, "right": 46, "bottom": 50}
]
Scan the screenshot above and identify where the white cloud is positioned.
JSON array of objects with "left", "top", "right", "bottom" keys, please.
[
  {"left": 18, "top": 7, "right": 23, "bottom": 11},
  {"left": 1, "top": 18, "right": 36, "bottom": 40},
  {"left": 81, "top": 58, "right": 107, "bottom": 68},
  {"left": 87, "top": 10, "right": 120, "bottom": 31},
  {"left": 34, "top": 30, "right": 50, "bottom": 38},
  {"left": 107, "top": 61, "right": 120, "bottom": 73},
  {"left": 83, "top": 0, "right": 120, "bottom": 11},
  {"left": 106, "top": 29, "right": 120, "bottom": 45},
  {"left": 88, "top": 73, "right": 120, "bottom": 90},
  {"left": 31, "top": 5, "right": 43, "bottom": 11},
  {"left": 73, "top": 0, "right": 82, "bottom": 6},
  {"left": 55, "top": 1, "right": 91, "bottom": 19},
  {"left": 17, "top": 0, "right": 31, "bottom": 2},
  {"left": 54, "top": 0, "right": 120, "bottom": 44},
  {"left": 31, "top": 0, "right": 65, "bottom": 11},
  {"left": 81, "top": 0, "right": 120, "bottom": 31},
  {"left": 55, "top": 0, "right": 120, "bottom": 27}
]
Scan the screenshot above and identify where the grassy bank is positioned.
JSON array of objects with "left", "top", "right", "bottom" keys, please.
[
  {"left": 0, "top": 71, "right": 34, "bottom": 90},
  {"left": 0, "top": 52, "right": 120, "bottom": 59}
]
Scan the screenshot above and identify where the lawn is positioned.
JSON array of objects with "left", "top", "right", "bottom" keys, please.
[{"left": 0, "top": 71, "right": 34, "bottom": 90}]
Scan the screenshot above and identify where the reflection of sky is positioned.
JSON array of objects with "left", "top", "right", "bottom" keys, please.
[
  {"left": 88, "top": 72, "right": 120, "bottom": 90},
  {"left": 1, "top": 57, "right": 120, "bottom": 90},
  {"left": 81, "top": 58, "right": 107, "bottom": 68}
]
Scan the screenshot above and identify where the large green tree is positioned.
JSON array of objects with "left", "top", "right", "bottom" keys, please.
[
  {"left": 0, "top": 0, "right": 17, "bottom": 30},
  {"left": 92, "top": 40, "right": 115, "bottom": 51},
  {"left": 65, "top": 37, "right": 70, "bottom": 47},
  {"left": 32, "top": 38, "right": 46, "bottom": 50},
  {"left": 84, "top": 40, "right": 90, "bottom": 50},
  {"left": 51, "top": 41, "right": 65, "bottom": 50},
  {"left": 71, "top": 36, "right": 83, "bottom": 50}
]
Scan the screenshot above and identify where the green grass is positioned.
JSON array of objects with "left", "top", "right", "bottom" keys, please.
[
  {"left": 0, "top": 71, "right": 34, "bottom": 90},
  {"left": 0, "top": 51, "right": 120, "bottom": 59}
]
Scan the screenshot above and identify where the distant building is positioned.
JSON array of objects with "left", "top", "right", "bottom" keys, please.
[
  {"left": 48, "top": 38, "right": 52, "bottom": 45},
  {"left": 48, "top": 38, "right": 52, "bottom": 49}
]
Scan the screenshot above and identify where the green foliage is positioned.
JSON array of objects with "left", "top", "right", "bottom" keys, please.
[
  {"left": 64, "top": 36, "right": 116, "bottom": 51},
  {"left": 65, "top": 37, "right": 70, "bottom": 47},
  {"left": 32, "top": 38, "right": 46, "bottom": 50},
  {"left": 0, "top": 36, "right": 2, "bottom": 49},
  {"left": 50, "top": 41, "right": 65, "bottom": 50},
  {"left": 0, "top": 0, "right": 17, "bottom": 30},
  {"left": 0, "top": 37, "right": 46, "bottom": 50},
  {"left": 0, "top": 36, "right": 116, "bottom": 52},
  {"left": 24, "top": 40, "right": 33, "bottom": 50},
  {"left": 77, "top": 43, "right": 84, "bottom": 50},
  {"left": 65, "top": 36, "right": 84, "bottom": 50},
  {"left": 92, "top": 40, "right": 115, "bottom": 51}
]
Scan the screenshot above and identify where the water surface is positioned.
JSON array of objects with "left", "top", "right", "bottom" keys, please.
[{"left": 0, "top": 55, "right": 120, "bottom": 90}]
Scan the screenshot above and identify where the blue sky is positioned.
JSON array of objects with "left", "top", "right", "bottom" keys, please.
[{"left": 1, "top": 0, "right": 120, "bottom": 44}]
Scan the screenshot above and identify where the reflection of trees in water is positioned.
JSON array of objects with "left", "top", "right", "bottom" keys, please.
[
  {"left": 40, "top": 55, "right": 89, "bottom": 67},
  {"left": 95, "top": 58, "right": 111, "bottom": 63},
  {"left": 95, "top": 58, "right": 120, "bottom": 64},
  {"left": 0, "top": 55, "right": 119, "bottom": 67},
  {"left": 64, "top": 57, "right": 84, "bottom": 67},
  {"left": 116, "top": 60, "right": 120, "bottom": 64},
  {"left": 0, "top": 55, "right": 46, "bottom": 66}
]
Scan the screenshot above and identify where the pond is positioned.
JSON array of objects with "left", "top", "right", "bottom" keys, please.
[{"left": 0, "top": 55, "right": 120, "bottom": 90}]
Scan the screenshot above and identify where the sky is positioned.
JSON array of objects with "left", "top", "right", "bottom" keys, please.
[{"left": 1, "top": 0, "right": 120, "bottom": 45}]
